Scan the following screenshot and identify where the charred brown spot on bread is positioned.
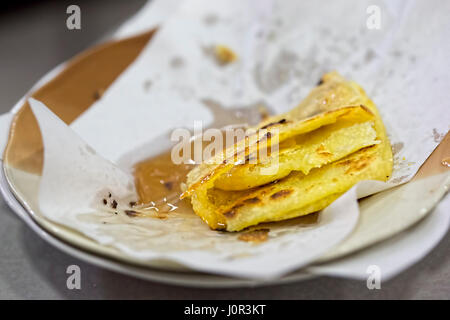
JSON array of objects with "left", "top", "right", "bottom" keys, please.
[
  {"left": 344, "top": 155, "right": 374, "bottom": 174},
  {"left": 223, "top": 204, "right": 244, "bottom": 218},
  {"left": 214, "top": 223, "right": 227, "bottom": 231},
  {"left": 316, "top": 144, "right": 333, "bottom": 157},
  {"left": 243, "top": 197, "right": 261, "bottom": 204},
  {"left": 260, "top": 118, "right": 287, "bottom": 130},
  {"left": 358, "top": 104, "right": 374, "bottom": 116},
  {"left": 318, "top": 151, "right": 332, "bottom": 157},
  {"left": 336, "top": 147, "right": 375, "bottom": 175},
  {"left": 337, "top": 159, "right": 352, "bottom": 167},
  {"left": 244, "top": 154, "right": 256, "bottom": 163},
  {"left": 270, "top": 189, "right": 293, "bottom": 199}
]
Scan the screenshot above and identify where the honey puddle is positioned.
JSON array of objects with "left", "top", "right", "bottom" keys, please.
[{"left": 133, "top": 150, "right": 194, "bottom": 215}]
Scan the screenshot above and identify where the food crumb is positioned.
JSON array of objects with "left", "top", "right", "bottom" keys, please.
[
  {"left": 214, "top": 45, "right": 237, "bottom": 65},
  {"left": 238, "top": 229, "right": 270, "bottom": 243},
  {"left": 125, "top": 210, "right": 138, "bottom": 217},
  {"left": 442, "top": 157, "right": 450, "bottom": 167},
  {"left": 111, "top": 200, "right": 118, "bottom": 209},
  {"left": 257, "top": 105, "right": 271, "bottom": 120},
  {"left": 143, "top": 80, "right": 152, "bottom": 92},
  {"left": 163, "top": 181, "right": 174, "bottom": 191},
  {"left": 93, "top": 88, "right": 105, "bottom": 100}
]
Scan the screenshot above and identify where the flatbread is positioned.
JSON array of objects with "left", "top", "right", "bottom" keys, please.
[{"left": 182, "top": 72, "right": 393, "bottom": 231}]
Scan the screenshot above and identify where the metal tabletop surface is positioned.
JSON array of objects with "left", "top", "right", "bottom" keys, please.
[{"left": 0, "top": 0, "right": 448, "bottom": 299}]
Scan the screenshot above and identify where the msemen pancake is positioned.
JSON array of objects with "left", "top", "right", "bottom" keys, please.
[{"left": 182, "top": 72, "right": 393, "bottom": 231}]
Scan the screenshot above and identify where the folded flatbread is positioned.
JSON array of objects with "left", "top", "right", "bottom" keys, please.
[{"left": 182, "top": 72, "right": 393, "bottom": 231}]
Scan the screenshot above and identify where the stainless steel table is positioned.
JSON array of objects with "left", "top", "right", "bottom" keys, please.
[{"left": 0, "top": 0, "right": 448, "bottom": 299}]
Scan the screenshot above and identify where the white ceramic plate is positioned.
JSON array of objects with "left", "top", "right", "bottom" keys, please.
[{"left": 1, "top": 31, "right": 448, "bottom": 287}]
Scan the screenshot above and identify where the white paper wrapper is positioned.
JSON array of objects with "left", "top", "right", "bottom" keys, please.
[{"left": 29, "top": 0, "right": 449, "bottom": 278}]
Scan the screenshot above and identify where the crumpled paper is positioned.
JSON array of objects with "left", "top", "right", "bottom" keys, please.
[{"left": 30, "top": 0, "right": 449, "bottom": 278}]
